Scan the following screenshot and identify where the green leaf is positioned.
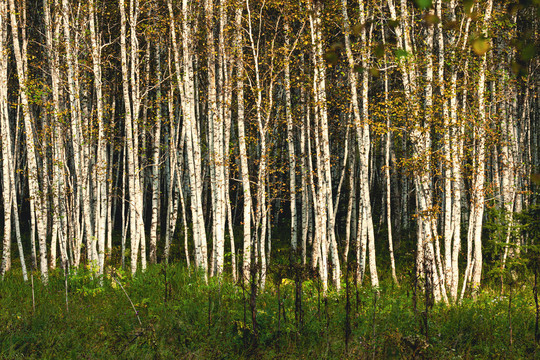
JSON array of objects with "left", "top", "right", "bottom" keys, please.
[
  {"left": 374, "top": 43, "right": 385, "bottom": 58},
  {"left": 520, "top": 44, "right": 536, "bottom": 61},
  {"left": 424, "top": 14, "right": 440, "bottom": 25},
  {"left": 323, "top": 50, "right": 339, "bottom": 65},
  {"left": 330, "top": 42, "right": 344, "bottom": 52},
  {"left": 352, "top": 23, "right": 364, "bottom": 36},
  {"left": 395, "top": 48, "right": 410, "bottom": 58},
  {"left": 415, "top": 0, "right": 432, "bottom": 10},
  {"left": 388, "top": 20, "right": 400, "bottom": 28},
  {"left": 369, "top": 67, "right": 380, "bottom": 77},
  {"left": 463, "top": 0, "right": 474, "bottom": 15},
  {"left": 353, "top": 65, "right": 364, "bottom": 73}
]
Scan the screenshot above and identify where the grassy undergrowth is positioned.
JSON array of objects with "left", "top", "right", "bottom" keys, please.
[{"left": 0, "top": 263, "right": 538, "bottom": 359}]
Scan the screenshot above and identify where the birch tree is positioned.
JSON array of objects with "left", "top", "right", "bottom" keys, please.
[
  {"left": 9, "top": 0, "right": 48, "bottom": 281},
  {"left": 234, "top": 4, "right": 253, "bottom": 281},
  {"left": 119, "top": 0, "right": 146, "bottom": 275},
  {"left": 469, "top": 0, "right": 493, "bottom": 293}
]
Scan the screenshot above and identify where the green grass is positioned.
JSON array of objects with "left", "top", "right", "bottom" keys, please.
[{"left": 0, "top": 263, "right": 538, "bottom": 359}]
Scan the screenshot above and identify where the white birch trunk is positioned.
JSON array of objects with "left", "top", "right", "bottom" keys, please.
[
  {"left": 169, "top": 0, "right": 208, "bottom": 273},
  {"left": 235, "top": 6, "right": 251, "bottom": 281},
  {"left": 284, "top": 20, "right": 298, "bottom": 252},
  {"left": 206, "top": 0, "right": 226, "bottom": 276},
  {"left": 469, "top": 0, "right": 493, "bottom": 293},
  {"left": 381, "top": 25, "right": 398, "bottom": 285},
  {"left": 9, "top": 0, "right": 48, "bottom": 281},
  {"left": 89, "top": 0, "right": 107, "bottom": 275},
  {"left": 310, "top": 2, "right": 340, "bottom": 291},
  {"left": 150, "top": 40, "right": 162, "bottom": 265},
  {"left": 0, "top": 0, "right": 12, "bottom": 277},
  {"left": 120, "top": 0, "right": 146, "bottom": 275}
]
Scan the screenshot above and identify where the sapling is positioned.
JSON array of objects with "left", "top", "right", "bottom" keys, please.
[{"left": 112, "top": 270, "right": 142, "bottom": 326}]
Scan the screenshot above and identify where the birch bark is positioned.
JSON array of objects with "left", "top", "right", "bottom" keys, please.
[
  {"left": 150, "top": 40, "right": 162, "bottom": 265},
  {"left": 89, "top": 0, "right": 107, "bottom": 274},
  {"left": 119, "top": 0, "right": 146, "bottom": 274},
  {"left": 0, "top": 1, "right": 13, "bottom": 276},
  {"left": 9, "top": 0, "right": 48, "bottom": 281},
  {"left": 284, "top": 20, "right": 298, "bottom": 252},
  {"left": 469, "top": 0, "right": 493, "bottom": 292},
  {"left": 234, "top": 5, "right": 252, "bottom": 281}
]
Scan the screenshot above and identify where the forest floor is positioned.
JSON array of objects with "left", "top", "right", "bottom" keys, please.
[{"left": 0, "top": 262, "right": 538, "bottom": 359}]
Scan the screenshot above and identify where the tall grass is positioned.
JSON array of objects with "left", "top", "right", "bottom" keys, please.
[{"left": 0, "top": 263, "right": 537, "bottom": 359}]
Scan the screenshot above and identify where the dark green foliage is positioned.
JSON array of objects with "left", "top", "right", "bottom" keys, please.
[{"left": 0, "top": 263, "right": 538, "bottom": 359}]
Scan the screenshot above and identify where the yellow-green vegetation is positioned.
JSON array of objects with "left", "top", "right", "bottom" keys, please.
[{"left": 0, "top": 262, "right": 537, "bottom": 359}]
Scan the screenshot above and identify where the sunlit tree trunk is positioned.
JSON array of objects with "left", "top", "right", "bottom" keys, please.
[
  {"left": 43, "top": 0, "right": 68, "bottom": 271},
  {"left": 444, "top": 0, "right": 464, "bottom": 302},
  {"left": 89, "top": 0, "right": 107, "bottom": 275},
  {"left": 182, "top": 0, "right": 207, "bottom": 273},
  {"left": 120, "top": 0, "right": 146, "bottom": 275},
  {"left": 0, "top": 2, "right": 14, "bottom": 277},
  {"left": 9, "top": 0, "right": 48, "bottom": 281},
  {"left": 310, "top": 1, "right": 340, "bottom": 291},
  {"left": 344, "top": 146, "right": 356, "bottom": 264},
  {"left": 284, "top": 19, "right": 298, "bottom": 253},
  {"left": 300, "top": 55, "right": 309, "bottom": 265},
  {"left": 163, "top": 82, "right": 180, "bottom": 264},
  {"left": 343, "top": 0, "right": 377, "bottom": 287},
  {"left": 206, "top": 0, "right": 226, "bottom": 276},
  {"left": 149, "top": 40, "right": 162, "bottom": 265},
  {"left": 387, "top": 0, "right": 442, "bottom": 301},
  {"left": 219, "top": 1, "right": 235, "bottom": 280},
  {"left": 169, "top": 0, "right": 207, "bottom": 273},
  {"left": 234, "top": 5, "right": 252, "bottom": 281},
  {"left": 469, "top": 0, "right": 493, "bottom": 293},
  {"left": 62, "top": 0, "right": 94, "bottom": 266},
  {"left": 381, "top": 24, "right": 398, "bottom": 285},
  {"left": 358, "top": 2, "right": 377, "bottom": 289},
  {"left": 423, "top": 6, "right": 447, "bottom": 303},
  {"left": 246, "top": 0, "right": 276, "bottom": 288}
]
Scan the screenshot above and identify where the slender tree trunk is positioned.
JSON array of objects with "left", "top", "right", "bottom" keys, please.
[
  {"left": 284, "top": 19, "right": 298, "bottom": 252},
  {"left": 235, "top": 5, "right": 252, "bottom": 282},
  {"left": 150, "top": 40, "right": 162, "bottom": 265},
  {"left": 470, "top": 0, "right": 493, "bottom": 292},
  {"left": 120, "top": 0, "right": 146, "bottom": 274},
  {"left": 89, "top": 0, "right": 107, "bottom": 274},
  {"left": 9, "top": 0, "right": 48, "bottom": 281},
  {"left": 169, "top": 0, "right": 207, "bottom": 273},
  {"left": 1, "top": 0, "right": 13, "bottom": 277},
  {"left": 381, "top": 25, "right": 398, "bottom": 285},
  {"left": 206, "top": 0, "right": 226, "bottom": 276}
]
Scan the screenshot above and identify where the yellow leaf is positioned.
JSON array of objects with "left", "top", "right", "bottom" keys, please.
[{"left": 472, "top": 37, "right": 490, "bottom": 56}]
